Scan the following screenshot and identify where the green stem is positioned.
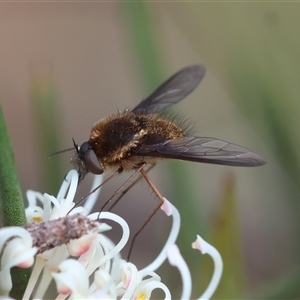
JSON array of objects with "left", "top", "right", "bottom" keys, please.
[
  {"left": 0, "top": 104, "right": 30, "bottom": 299},
  {"left": 0, "top": 104, "right": 26, "bottom": 226}
]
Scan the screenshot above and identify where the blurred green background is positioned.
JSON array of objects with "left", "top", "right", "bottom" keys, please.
[{"left": 1, "top": 2, "right": 300, "bottom": 299}]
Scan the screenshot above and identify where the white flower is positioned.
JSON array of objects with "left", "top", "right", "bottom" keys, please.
[
  {"left": 25, "top": 169, "right": 101, "bottom": 222},
  {"left": 1, "top": 169, "right": 223, "bottom": 299}
]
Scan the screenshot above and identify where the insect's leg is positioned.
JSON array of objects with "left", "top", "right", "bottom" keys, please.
[
  {"left": 98, "top": 163, "right": 147, "bottom": 216},
  {"left": 68, "top": 167, "right": 123, "bottom": 215},
  {"left": 108, "top": 164, "right": 156, "bottom": 211},
  {"left": 127, "top": 168, "right": 164, "bottom": 261}
]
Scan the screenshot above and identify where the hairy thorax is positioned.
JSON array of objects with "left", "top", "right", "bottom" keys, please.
[{"left": 88, "top": 111, "right": 186, "bottom": 170}]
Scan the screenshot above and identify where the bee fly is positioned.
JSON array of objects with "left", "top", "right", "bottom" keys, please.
[{"left": 71, "top": 64, "right": 266, "bottom": 258}]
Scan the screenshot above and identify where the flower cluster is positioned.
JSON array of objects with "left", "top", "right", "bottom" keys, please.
[{"left": 0, "top": 170, "right": 223, "bottom": 299}]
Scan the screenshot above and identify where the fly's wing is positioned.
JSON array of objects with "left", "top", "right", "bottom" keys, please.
[
  {"left": 133, "top": 136, "right": 266, "bottom": 166},
  {"left": 132, "top": 64, "right": 206, "bottom": 114}
]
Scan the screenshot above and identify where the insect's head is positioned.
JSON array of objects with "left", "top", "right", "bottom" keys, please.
[{"left": 72, "top": 138, "right": 104, "bottom": 182}]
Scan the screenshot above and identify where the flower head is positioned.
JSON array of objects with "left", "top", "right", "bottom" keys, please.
[{"left": 0, "top": 170, "right": 223, "bottom": 299}]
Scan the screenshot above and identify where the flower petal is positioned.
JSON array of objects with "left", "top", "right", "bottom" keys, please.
[
  {"left": 192, "top": 235, "right": 223, "bottom": 300},
  {"left": 143, "top": 198, "right": 180, "bottom": 272},
  {"left": 0, "top": 227, "right": 36, "bottom": 294},
  {"left": 52, "top": 259, "right": 89, "bottom": 296},
  {"left": 167, "top": 244, "right": 191, "bottom": 300}
]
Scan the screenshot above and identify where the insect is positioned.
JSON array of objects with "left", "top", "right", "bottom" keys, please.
[{"left": 71, "top": 64, "right": 266, "bottom": 258}]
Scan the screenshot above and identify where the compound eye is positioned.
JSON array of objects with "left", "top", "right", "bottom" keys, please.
[{"left": 79, "top": 142, "right": 104, "bottom": 174}]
